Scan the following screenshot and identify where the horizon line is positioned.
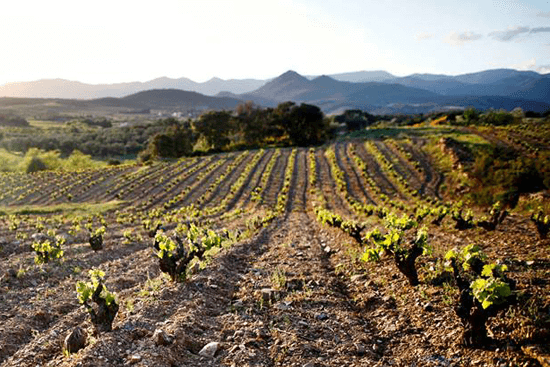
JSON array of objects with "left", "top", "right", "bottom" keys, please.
[{"left": 1, "top": 67, "right": 545, "bottom": 87}]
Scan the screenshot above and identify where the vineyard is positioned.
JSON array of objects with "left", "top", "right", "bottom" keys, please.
[{"left": 0, "top": 126, "right": 549, "bottom": 367}]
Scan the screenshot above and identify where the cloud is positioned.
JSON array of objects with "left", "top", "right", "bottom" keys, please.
[
  {"left": 537, "top": 11, "right": 550, "bottom": 17},
  {"left": 486, "top": 59, "right": 549, "bottom": 74},
  {"left": 530, "top": 27, "right": 550, "bottom": 34},
  {"left": 488, "top": 58, "right": 550, "bottom": 74},
  {"left": 511, "top": 58, "right": 537, "bottom": 70},
  {"left": 507, "top": 57, "right": 543, "bottom": 70},
  {"left": 415, "top": 32, "right": 434, "bottom": 41},
  {"left": 488, "top": 26, "right": 550, "bottom": 41},
  {"left": 489, "top": 26, "right": 530, "bottom": 41},
  {"left": 443, "top": 31, "right": 482, "bottom": 46}
]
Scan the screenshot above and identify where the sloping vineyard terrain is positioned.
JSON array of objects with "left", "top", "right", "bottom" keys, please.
[{"left": 0, "top": 128, "right": 549, "bottom": 367}]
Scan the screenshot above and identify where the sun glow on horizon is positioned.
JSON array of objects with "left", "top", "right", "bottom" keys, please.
[{"left": 0, "top": 0, "right": 549, "bottom": 85}]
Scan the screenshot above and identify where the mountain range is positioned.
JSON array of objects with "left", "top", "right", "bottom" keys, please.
[
  {"left": 231, "top": 70, "right": 550, "bottom": 114},
  {"left": 0, "top": 77, "right": 266, "bottom": 100},
  {"left": 1, "top": 69, "right": 549, "bottom": 114}
]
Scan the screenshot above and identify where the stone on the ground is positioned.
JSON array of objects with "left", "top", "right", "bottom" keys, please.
[
  {"left": 350, "top": 274, "right": 366, "bottom": 283},
  {"left": 152, "top": 329, "right": 172, "bottom": 346},
  {"left": 199, "top": 341, "right": 220, "bottom": 358},
  {"left": 315, "top": 313, "right": 328, "bottom": 320},
  {"left": 127, "top": 354, "right": 141, "bottom": 364},
  {"left": 63, "top": 326, "right": 86, "bottom": 354},
  {"left": 260, "top": 288, "right": 278, "bottom": 302}
]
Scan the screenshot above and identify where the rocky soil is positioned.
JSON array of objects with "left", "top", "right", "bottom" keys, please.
[
  {"left": 0, "top": 141, "right": 549, "bottom": 366},
  {"left": 1, "top": 209, "right": 548, "bottom": 367}
]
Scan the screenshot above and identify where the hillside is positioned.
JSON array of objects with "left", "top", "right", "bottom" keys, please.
[
  {"left": 390, "top": 69, "right": 550, "bottom": 103},
  {"left": 65, "top": 89, "right": 243, "bottom": 115},
  {"left": 0, "top": 124, "right": 549, "bottom": 366},
  {"left": 2, "top": 69, "right": 550, "bottom": 115},
  {"left": 91, "top": 89, "right": 243, "bottom": 110},
  {"left": 241, "top": 72, "right": 438, "bottom": 104},
  {"left": 237, "top": 71, "right": 550, "bottom": 114},
  {"left": 1, "top": 68, "right": 548, "bottom": 102},
  {"left": 0, "top": 77, "right": 265, "bottom": 100}
]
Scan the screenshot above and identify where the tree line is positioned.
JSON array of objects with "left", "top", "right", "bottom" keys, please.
[
  {"left": 0, "top": 121, "right": 168, "bottom": 158},
  {"left": 1, "top": 103, "right": 547, "bottom": 165},
  {"left": 139, "top": 101, "right": 330, "bottom": 161},
  {"left": 0, "top": 114, "right": 30, "bottom": 127}
]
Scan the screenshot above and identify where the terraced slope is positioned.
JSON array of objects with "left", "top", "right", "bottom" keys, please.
[{"left": 0, "top": 137, "right": 548, "bottom": 367}]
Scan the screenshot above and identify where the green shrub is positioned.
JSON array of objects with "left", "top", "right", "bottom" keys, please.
[
  {"left": 154, "top": 226, "right": 226, "bottom": 281},
  {"left": 65, "top": 150, "right": 99, "bottom": 170},
  {"left": 480, "top": 109, "right": 514, "bottom": 126},
  {"left": 531, "top": 207, "right": 550, "bottom": 239},
  {"left": 32, "top": 235, "right": 65, "bottom": 264},
  {"left": 463, "top": 108, "right": 480, "bottom": 124},
  {"left": 26, "top": 156, "right": 48, "bottom": 173},
  {"left": 362, "top": 214, "right": 430, "bottom": 286},
  {"left": 76, "top": 269, "right": 118, "bottom": 332},
  {"left": 444, "top": 245, "right": 514, "bottom": 346},
  {"left": 469, "top": 147, "right": 550, "bottom": 207}
]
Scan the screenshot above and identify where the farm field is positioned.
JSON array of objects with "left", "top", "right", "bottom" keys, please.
[{"left": 0, "top": 127, "right": 549, "bottom": 367}]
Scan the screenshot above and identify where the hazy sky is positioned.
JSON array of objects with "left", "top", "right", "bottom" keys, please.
[{"left": 1, "top": 0, "right": 549, "bottom": 85}]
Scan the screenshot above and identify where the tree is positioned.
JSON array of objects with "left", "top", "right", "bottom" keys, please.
[
  {"left": 274, "top": 102, "right": 328, "bottom": 146},
  {"left": 66, "top": 150, "right": 96, "bottom": 170},
  {"left": 0, "top": 114, "right": 29, "bottom": 127},
  {"left": 139, "top": 120, "right": 196, "bottom": 161},
  {"left": 234, "top": 101, "right": 265, "bottom": 146},
  {"left": 463, "top": 108, "right": 480, "bottom": 124},
  {"left": 334, "top": 109, "right": 375, "bottom": 131},
  {"left": 26, "top": 156, "right": 48, "bottom": 173},
  {"left": 480, "top": 109, "right": 514, "bottom": 126},
  {"left": 193, "top": 111, "right": 234, "bottom": 151}
]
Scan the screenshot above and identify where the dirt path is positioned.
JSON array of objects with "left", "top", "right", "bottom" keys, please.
[
  {"left": 285, "top": 148, "right": 308, "bottom": 213},
  {"left": 353, "top": 142, "right": 402, "bottom": 200},
  {"left": 315, "top": 149, "right": 354, "bottom": 217},
  {"left": 217, "top": 211, "right": 380, "bottom": 366},
  {"left": 334, "top": 142, "right": 377, "bottom": 205},
  {"left": 0, "top": 212, "right": 371, "bottom": 367},
  {"left": 261, "top": 149, "right": 289, "bottom": 209},
  {"left": 398, "top": 138, "right": 443, "bottom": 199}
]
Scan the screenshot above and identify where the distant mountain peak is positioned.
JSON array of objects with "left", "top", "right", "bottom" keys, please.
[
  {"left": 314, "top": 75, "right": 335, "bottom": 81},
  {"left": 246, "top": 70, "right": 311, "bottom": 101},
  {"left": 207, "top": 77, "right": 224, "bottom": 82},
  {"left": 321, "top": 70, "right": 396, "bottom": 83},
  {"left": 281, "top": 70, "right": 300, "bottom": 76},
  {"left": 265, "top": 70, "right": 311, "bottom": 86},
  {"left": 311, "top": 74, "right": 341, "bottom": 88},
  {"left": 277, "top": 70, "right": 308, "bottom": 81}
]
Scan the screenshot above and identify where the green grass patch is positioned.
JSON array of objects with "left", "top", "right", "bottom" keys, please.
[
  {"left": 0, "top": 148, "right": 108, "bottom": 172},
  {"left": 0, "top": 149, "right": 23, "bottom": 172},
  {"left": 27, "top": 119, "right": 66, "bottom": 129},
  {"left": 343, "top": 126, "right": 489, "bottom": 144},
  {"left": 444, "top": 131, "right": 491, "bottom": 153},
  {"left": 0, "top": 200, "right": 123, "bottom": 217}
]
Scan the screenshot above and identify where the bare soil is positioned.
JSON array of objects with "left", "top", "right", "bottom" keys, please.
[{"left": 0, "top": 142, "right": 549, "bottom": 367}]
